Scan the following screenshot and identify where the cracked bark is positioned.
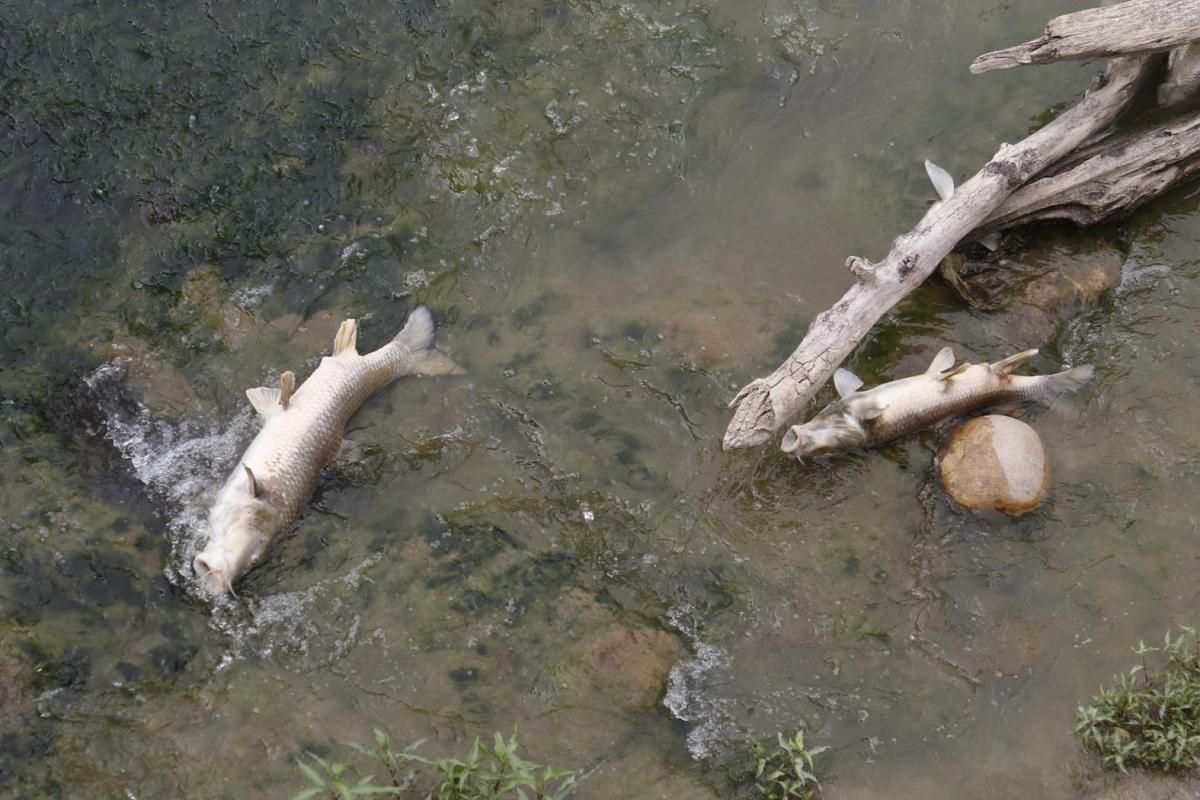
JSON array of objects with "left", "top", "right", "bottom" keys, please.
[
  {"left": 973, "top": 110, "right": 1200, "bottom": 234},
  {"left": 971, "top": 0, "right": 1200, "bottom": 73}
]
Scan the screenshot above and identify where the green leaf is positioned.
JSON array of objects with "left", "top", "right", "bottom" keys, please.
[{"left": 296, "top": 758, "right": 326, "bottom": 787}]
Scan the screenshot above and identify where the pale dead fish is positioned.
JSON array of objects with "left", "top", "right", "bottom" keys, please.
[
  {"left": 1160, "top": 43, "right": 1200, "bottom": 107},
  {"left": 780, "top": 347, "right": 1092, "bottom": 459},
  {"left": 193, "top": 306, "right": 461, "bottom": 596}
]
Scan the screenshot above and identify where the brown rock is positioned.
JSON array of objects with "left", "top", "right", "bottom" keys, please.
[
  {"left": 579, "top": 626, "right": 684, "bottom": 707},
  {"left": 664, "top": 306, "right": 774, "bottom": 365},
  {"left": 939, "top": 415, "right": 1048, "bottom": 516},
  {"left": 173, "top": 265, "right": 264, "bottom": 350},
  {"left": 1004, "top": 256, "right": 1120, "bottom": 348},
  {"left": 943, "top": 246, "right": 1121, "bottom": 349},
  {"left": 990, "top": 617, "right": 1045, "bottom": 675},
  {"left": 92, "top": 334, "right": 196, "bottom": 414},
  {"left": 279, "top": 309, "right": 343, "bottom": 353}
]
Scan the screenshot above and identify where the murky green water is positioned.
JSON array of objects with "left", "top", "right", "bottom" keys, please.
[{"left": 3, "top": 0, "right": 1199, "bottom": 797}]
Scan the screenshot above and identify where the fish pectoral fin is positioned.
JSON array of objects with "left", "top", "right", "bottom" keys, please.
[
  {"left": 833, "top": 368, "right": 864, "bottom": 398},
  {"left": 924, "top": 159, "right": 955, "bottom": 203},
  {"left": 243, "top": 464, "right": 260, "bottom": 498},
  {"left": 246, "top": 386, "right": 283, "bottom": 416},
  {"left": 926, "top": 346, "right": 956, "bottom": 375},
  {"left": 333, "top": 319, "right": 359, "bottom": 357},
  {"left": 940, "top": 362, "right": 970, "bottom": 381},
  {"left": 990, "top": 349, "right": 1039, "bottom": 375},
  {"left": 857, "top": 401, "right": 887, "bottom": 421}
]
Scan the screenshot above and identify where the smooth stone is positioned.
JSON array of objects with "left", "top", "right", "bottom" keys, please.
[{"left": 939, "top": 415, "right": 1048, "bottom": 516}]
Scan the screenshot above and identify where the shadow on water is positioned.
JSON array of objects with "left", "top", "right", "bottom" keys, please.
[{"left": 3, "top": 0, "right": 1200, "bottom": 797}]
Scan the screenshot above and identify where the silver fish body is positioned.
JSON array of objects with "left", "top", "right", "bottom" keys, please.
[
  {"left": 193, "top": 306, "right": 460, "bottom": 596},
  {"left": 1160, "top": 43, "right": 1200, "bottom": 107},
  {"left": 780, "top": 347, "right": 1092, "bottom": 459}
]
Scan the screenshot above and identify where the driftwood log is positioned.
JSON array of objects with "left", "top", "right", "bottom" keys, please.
[
  {"left": 975, "top": 110, "right": 1200, "bottom": 235},
  {"left": 722, "top": 57, "right": 1157, "bottom": 451},
  {"left": 971, "top": 0, "right": 1200, "bottom": 73}
]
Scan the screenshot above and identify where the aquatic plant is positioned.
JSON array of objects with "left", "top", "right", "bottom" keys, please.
[
  {"left": 1076, "top": 626, "right": 1200, "bottom": 773},
  {"left": 292, "top": 729, "right": 583, "bottom": 800},
  {"left": 748, "top": 729, "right": 827, "bottom": 800},
  {"left": 294, "top": 751, "right": 406, "bottom": 799}
]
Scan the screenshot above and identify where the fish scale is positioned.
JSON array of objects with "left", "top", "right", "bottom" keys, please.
[
  {"left": 863, "top": 364, "right": 1051, "bottom": 445},
  {"left": 193, "top": 306, "right": 461, "bottom": 596},
  {"left": 780, "top": 347, "right": 1092, "bottom": 459}
]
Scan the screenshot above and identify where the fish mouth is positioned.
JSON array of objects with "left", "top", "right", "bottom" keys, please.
[
  {"left": 193, "top": 551, "right": 237, "bottom": 597},
  {"left": 780, "top": 427, "right": 803, "bottom": 455}
]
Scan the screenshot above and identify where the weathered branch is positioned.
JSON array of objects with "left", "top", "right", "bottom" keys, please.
[
  {"left": 722, "top": 56, "right": 1155, "bottom": 451},
  {"left": 971, "top": 0, "right": 1200, "bottom": 73},
  {"left": 975, "top": 110, "right": 1200, "bottom": 234}
]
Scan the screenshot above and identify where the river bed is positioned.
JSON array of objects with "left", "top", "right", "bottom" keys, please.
[{"left": 2, "top": 1, "right": 1198, "bottom": 798}]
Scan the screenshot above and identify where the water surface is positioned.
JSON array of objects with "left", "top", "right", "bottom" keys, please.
[{"left": 2, "top": 0, "right": 1197, "bottom": 797}]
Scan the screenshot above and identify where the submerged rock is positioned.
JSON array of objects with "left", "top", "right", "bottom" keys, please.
[
  {"left": 940, "top": 243, "right": 1121, "bottom": 348},
  {"left": 92, "top": 334, "right": 196, "bottom": 414},
  {"left": 578, "top": 625, "right": 684, "bottom": 707},
  {"left": 938, "top": 415, "right": 1048, "bottom": 515}
]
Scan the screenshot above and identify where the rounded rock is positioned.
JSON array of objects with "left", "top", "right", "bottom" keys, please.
[{"left": 939, "top": 415, "right": 1048, "bottom": 516}]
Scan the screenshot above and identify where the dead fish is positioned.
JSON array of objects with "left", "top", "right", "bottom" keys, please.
[
  {"left": 1160, "top": 43, "right": 1200, "bottom": 107},
  {"left": 193, "top": 306, "right": 461, "bottom": 596},
  {"left": 779, "top": 347, "right": 1092, "bottom": 459}
]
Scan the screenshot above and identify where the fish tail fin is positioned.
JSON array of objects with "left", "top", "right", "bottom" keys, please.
[
  {"left": 1041, "top": 364, "right": 1094, "bottom": 398},
  {"left": 1035, "top": 364, "right": 1095, "bottom": 414},
  {"left": 394, "top": 305, "right": 464, "bottom": 377}
]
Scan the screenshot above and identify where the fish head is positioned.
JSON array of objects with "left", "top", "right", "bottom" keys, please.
[
  {"left": 780, "top": 410, "right": 868, "bottom": 459},
  {"left": 193, "top": 497, "right": 276, "bottom": 596},
  {"left": 1159, "top": 82, "right": 1193, "bottom": 107}
]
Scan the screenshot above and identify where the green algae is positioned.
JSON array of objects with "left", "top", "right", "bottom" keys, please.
[{"left": 4, "top": 0, "right": 1200, "bottom": 798}]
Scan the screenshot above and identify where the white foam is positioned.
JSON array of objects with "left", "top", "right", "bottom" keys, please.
[
  {"left": 662, "top": 641, "right": 736, "bottom": 760},
  {"left": 86, "top": 362, "right": 256, "bottom": 586},
  {"left": 88, "top": 361, "right": 383, "bottom": 667}
]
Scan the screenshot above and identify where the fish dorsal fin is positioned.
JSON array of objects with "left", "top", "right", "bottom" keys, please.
[
  {"left": 925, "top": 160, "right": 955, "bottom": 203},
  {"left": 333, "top": 319, "right": 358, "bottom": 357},
  {"left": 925, "top": 346, "right": 956, "bottom": 375},
  {"left": 990, "top": 349, "right": 1038, "bottom": 375},
  {"left": 833, "top": 368, "right": 864, "bottom": 398},
  {"left": 246, "top": 386, "right": 283, "bottom": 417},
  {"left": 243, "top": 465, "right": 259, "bottom": 498},
  {"left": 279, "top": 370, "right": 295, "bottom": 409}
]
